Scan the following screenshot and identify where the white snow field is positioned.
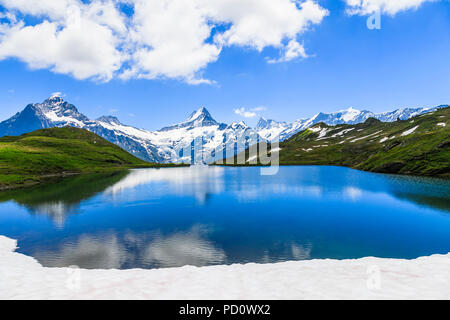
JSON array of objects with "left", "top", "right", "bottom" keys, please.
[{"left": 1, "top": 236, "right": 449, "bottom": 300}]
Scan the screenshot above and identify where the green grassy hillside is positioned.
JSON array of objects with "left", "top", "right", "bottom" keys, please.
[
  {"left": 0, "top": 127, "right": 184, "bottom": 189},
  {"left": 220, "top": 107, "right": 450, "bottom": 178}
]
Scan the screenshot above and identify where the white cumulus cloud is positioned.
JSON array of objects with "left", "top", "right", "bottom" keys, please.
[
  {"left": 0, "top": 0, "right": 125, "bottom": 81},
  {"left": 234, "top": 106, "right": 267, "bottom": 118},
  {"left": 268, "top": 39, "right": 307, "bottom": 63},
  {"left": 345, "top": 0, "right": 437, "bottom": 16},
  {"left": 235, "top": 108, "right": 257, "bottom": 119},
  {"left": 0, "top": 0, "right": 328, "bottom": 84}
]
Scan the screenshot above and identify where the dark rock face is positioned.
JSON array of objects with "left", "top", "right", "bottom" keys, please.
[
  {"left": 0, "top": 105, "right": 51, "bottom": 137},
  {"left": 436, "top": 141, "right": 450, "bottom": 149},
  {"left": 362, "top": 117, "right": 382, "bottom": 127},
  {"left": 374, "top": 162, "right": 405, "bottom": 174}
]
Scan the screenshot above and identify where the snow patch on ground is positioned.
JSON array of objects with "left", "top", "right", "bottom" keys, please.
[
  {"left": 331, "top": 128, "right": 355, "bottom": 138},
  {"left": 437, "top": 123, "right": 446, "bottom": 127},
  {"left": 1, "top": 236, "right": 449, "bottom": 300},
  {"left": 317, "top": 128, "right": 330, "bottom": 139},
  {"left": 350, "top": 131, "right": 383, "bottom": 143},
  {"left": 309, "top": 126, "right": 322, "bottom": 133},
  {"left": 270, "top": 147, "right": 281, "bottom": 153},
  {"left": 401, "top": 126, "right": 419, "bottom": 137}
]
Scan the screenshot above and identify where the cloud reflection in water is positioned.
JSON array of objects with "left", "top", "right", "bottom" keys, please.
[{"left": 34, "top": 225, "right": 226, "bottom": 269}]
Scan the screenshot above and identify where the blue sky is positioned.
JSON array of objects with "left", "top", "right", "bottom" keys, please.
[{"left": 0, "top": 0, "right": 449, "bottom": 130}]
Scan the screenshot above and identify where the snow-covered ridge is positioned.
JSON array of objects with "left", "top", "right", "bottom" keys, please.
[
  {"left": 0, "top": 96, "right": 446, "bottom": 163},
  {"left": 256, "top": 106, "right": 446, "bottom": 142},
  {"left": 1, "top": 235, "right": 448, "bottom": 300}
]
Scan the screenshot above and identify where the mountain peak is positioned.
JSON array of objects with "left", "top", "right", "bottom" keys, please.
[
  {"left": 256, "top": 117, "right": 282, "bottom": 130},
  {"left": 44, "top": 94, "right": 65, "bottom": 105},
  {"left": 159, "top": 107, "right": 219, "bottom": 132},
  {"left": 256, "top": 117, "right": 268, "bottom": 129},
  {"left": 227, "top": 121, "right": 249, "bottom": 130},
  {"left": 343, "top": 107, "right": 360, "bottom": 113},
  {"left": 33, "top": 96, "right": 89, "bottom": 125},
  {"left": 181, "top": 106, "right": 218, "bottom": 126},
  {"left": 186, "top": 107, "right": 213, "bottom": 122},
  {"left": 50, "top": 92, "right": 63, "bottom": 98},
  {"left": 97, "top": 115, "right": 122, "bottom": 125}
]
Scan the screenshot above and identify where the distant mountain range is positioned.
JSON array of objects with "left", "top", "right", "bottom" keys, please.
[
  {"left": 224, "top": 107, "right": 450, "bottom": 178},
  {"left": 0, "top": 94, "right": 446, "bottom": 163},
  {"left": 256, "top": 106, "right": 447, "bottom": 141}
]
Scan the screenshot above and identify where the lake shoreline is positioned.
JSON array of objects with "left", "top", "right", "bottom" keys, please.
[
  {"left": 2, "top": 163, "right": 447, "bottom": 192},
  {"left": 1, "top": 235, "right": 448, "bottom": 300},
  {"left": 0, "top": 163, "right": 190, "bottom": 191},
  {"left": 211, "top": 163, "right": 450, "bottom": 180}
]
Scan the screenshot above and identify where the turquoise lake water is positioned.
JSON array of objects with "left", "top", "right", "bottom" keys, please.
[{"left": 0, "top": 166, "right": 449, "bottom": 269}]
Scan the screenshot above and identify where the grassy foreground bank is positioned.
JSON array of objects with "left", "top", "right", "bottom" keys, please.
[{"left": 0, "top": 127, "right": 186, "bottom": 190}]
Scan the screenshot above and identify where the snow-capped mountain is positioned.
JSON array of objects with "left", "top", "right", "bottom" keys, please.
[
  {"left": 0, "top": 94, "right": 85, "bottom": 137},
  {"left": 256, "top": 118, "right": 306, "bottom": 142},
  {"left": 0, "top": 95, "right": 262, "bottom": 164},
  {"left": 94, "top": 106, "right": 262, "bottom": 164},
  {"left": 256, "top": 106, "right": 445, "bottom": 142},
  {"left": 0, "top": 94, "right": 445, "bottom": 163},
  {"left": 159, "top": 107, "right": 225, "bottom": 131}
]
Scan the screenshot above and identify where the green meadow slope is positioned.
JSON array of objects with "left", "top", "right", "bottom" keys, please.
[
  {"left": 220, "top": 107, "right": 450, "bottom": 178},
  {"left": 0, "top": 127, "right": 184, "bottom": 189}
]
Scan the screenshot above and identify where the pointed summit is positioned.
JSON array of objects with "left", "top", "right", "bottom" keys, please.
[
  {"left": 0, "top": 95, "right": 88, "bottom": 137},
  {"left": 186, "top": 107, "right": 215, "bottom": 123},
  {"left": 341, "top": 107, "right": 360, "bottom": 113},
  {"left": 35, "top": 95, "right": 89, "bottom": 124},
  {"left": 256, "top": 117, "right": 285, "bottom": 130},
  {"left": 159, "top": 107, "right": 220, "bottom": 132},
  {"left": 256, "top": 117, "right": 268, "bottom": 130},
  {"left": 186, "top": 107, "right": 211, "bottom": 122},
  {"left": 44, "top": 93, "right": 64, "bottom": 105},
  {"left": 184, "top": 107, "right": 219, "bottom": 127},
  {"left": 40, "top": 94, "right": 70, "bottom": 111},
  {"left": 227, "top": 121, "right": 249, "bottom": 130}
]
